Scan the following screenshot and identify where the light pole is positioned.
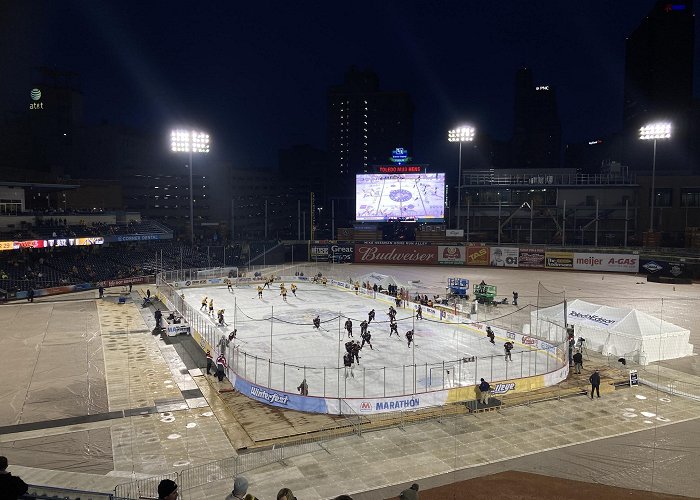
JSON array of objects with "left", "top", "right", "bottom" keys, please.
[
  {"left": 448, "top": 126, "right": 475, "bottom": 230},
  {"left": 639, "top": 122, "right": 671, "bottom": 233},
  {"left": 171, "top": 129, "right": 210, "bottom": 245}
]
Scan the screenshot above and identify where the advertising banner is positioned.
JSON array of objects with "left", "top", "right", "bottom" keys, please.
[
  {"left": 354, "top": 244, "right": 437, "bottom": 265},
  {"left": 545, "top": 251, "right": 574, "bottom": 269},
  {"left": 490, "top": 247, "right": 519, "bottom": 267},
  {"left": 98, "top": 276, "right": 149, "bottom": 288},
  {"left": 518, "top": 247, "right": 545, "bottom": 268},
  {"left": 233, "top": 378, "right": 329, "bottom": 413},
  {"left": 573, "top": 253, "right": 639, "bottom": 273},
  {"left": 438, "top": 245, "right": 466, "bottom": 264},
  {"left": 0, "top": 237, "right": 104, "bottom": 251},
  {"left": 639, "top": 259, "right": 687, "bottom": 278},
  {"left": 466, "top": 246, "right": 489, "bottom": 266},
  {"left": 310, "top": 242, "right": 354, "bottom": 263},
  {"left": 446, "top": 229, "right": 464, "bottom": 237},
  {"left": 105, "top": 234, "right": 172, "bottom": 243},
  {"left": 341, "top": 391, "right": 449, "bottom": 414}
]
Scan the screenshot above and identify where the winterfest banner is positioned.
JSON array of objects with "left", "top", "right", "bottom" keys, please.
[
  {"left": 518, "top": 247, "right": 545, "bottom": 268},
  {"left": 354, "top": 244, "right": 437, "bottom": 265},
  {"left": 466, "top": 246, "right": 489, "bottom": 266},
  {"left": 438, "top": 245, "right": 466, "bottom": 264},
  {"left": 572, "top": 253, "right": 639, "bottom": 273}
]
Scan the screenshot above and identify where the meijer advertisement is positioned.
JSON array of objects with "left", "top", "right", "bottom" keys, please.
[{"left": 573, "top": 253, "right": 639, "bottom": 273}]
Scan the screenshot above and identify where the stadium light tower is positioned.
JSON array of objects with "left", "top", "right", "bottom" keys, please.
[
  {"left": 171, "top": 129, "right": 210, "bottom": 244},
  {"left": 448, "top": 126, "right": 476, "bottom": 230},
  {"left": 639, "top": 122, "right": 671, "bottom": 233}
]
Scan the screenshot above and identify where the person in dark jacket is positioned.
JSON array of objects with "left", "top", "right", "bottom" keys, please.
[
  {"left": 589, "top": 369, "right": 601, "bottom": 398},
  {"left": 0, "top": 456, "right": 28, "bottom": 500},
  {"left": 573, "top": 350, "right": 583, "bottom": 374},
  {"left": 154, "top": 309, "right": 163, "bottom": 329},
  {"left": 400, "top": 483, "right": 419, "bottom": 500},
  {"left": 478, "top": 378, "right": 491, "bottom": 405}
]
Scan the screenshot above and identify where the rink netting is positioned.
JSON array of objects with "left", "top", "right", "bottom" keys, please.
[{"left": 156, "top": 269, "right": 569, "bottom": 414}]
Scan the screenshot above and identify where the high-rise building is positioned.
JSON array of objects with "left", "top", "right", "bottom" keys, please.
[
  {"left": 511, "top": 67, "right": 561, "bottom": 169},
  {"left": 623, "top": 0, "right": 694, "bottom": 132},
  {"left": 327, "top": 66, "right": 414, "bottom": 189}
]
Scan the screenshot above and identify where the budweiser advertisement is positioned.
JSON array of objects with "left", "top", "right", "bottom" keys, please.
[
  {"left": 438, "top": 246, "right": 466, "bottom": 264},
  {"left": 466, "top": 246, "right": 489, "bottom": 266},
  {"left": 354, "top": 244, "right": 437, "bottom": 265}
]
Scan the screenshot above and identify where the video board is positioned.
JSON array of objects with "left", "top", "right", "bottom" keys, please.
[{"left": 356, "top": 173, "right": 445, "bottom": 221}]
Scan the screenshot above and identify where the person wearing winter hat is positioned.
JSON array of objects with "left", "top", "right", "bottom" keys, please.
[
  {"left": 157, "top": 479, "right": 178, "bottom": 500},
  {"left": 225, "top": 476, "right": 258, "bottom": 500}
]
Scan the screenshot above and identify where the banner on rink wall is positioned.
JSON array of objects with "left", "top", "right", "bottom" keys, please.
[
  {"left": 438, "top": 245, "right": 466, "bottom": 264},
  {"left": 98, "top": 276, "right": 150, "bottom": 288},
  {"left": 234, "top": 377, "right": 330, "bottom": 413},
  {"left": 545, "top": 251, "right": 574, "bottom": 269},
  {"left": 354, "top": 244, "right": 437, "bottom": 264},
  {"left": 310, "top": 242, "right": 354, "bottom": 262},
  {"left": 466, "top": 246, "right": 489, "bottom": 266},
  {"left": 572, "top": 253, "right": 639, "bottom": 273},
  {"left": 340, "top": 392, "right": 449, "bottom": 414},
  {"left": 518, "top": 247, "right": 545, "bottom": 268},
  {"left": 639, "top": 259, "right": 687, "bottom": 278},
  {"left": 489, "top": 247, "right": 519, "bottom": 267}
]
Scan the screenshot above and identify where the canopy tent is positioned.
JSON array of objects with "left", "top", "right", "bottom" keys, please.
[
  {"left": 531, "top": 299, "right": 693, "bottom": 365},
  {"left": 350, "top": 272, "right": 408, "bottom": 291}
]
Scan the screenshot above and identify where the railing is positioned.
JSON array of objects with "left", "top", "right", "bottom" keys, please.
[
  {"left": 463, "top": 172, "right": 636, "bottom": 186},
  {"left": 26, "top": 484, "right": 130, "bottom": 500}
]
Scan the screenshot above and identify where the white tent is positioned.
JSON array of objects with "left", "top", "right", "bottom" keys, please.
[
  {"left": 531, "top": 299, "right": 693, "bottom": 365},
  {"left": 350, "top": 272, "right": 408, "bottom": 291}
]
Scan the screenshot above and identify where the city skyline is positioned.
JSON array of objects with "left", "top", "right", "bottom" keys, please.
[{"left": 2, "top": 0, "right": 699, "bottom": 172}]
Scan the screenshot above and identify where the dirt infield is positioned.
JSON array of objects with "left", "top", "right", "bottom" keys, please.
[{"left": 387, "top": 471, "right": 691, "bottom": 499}]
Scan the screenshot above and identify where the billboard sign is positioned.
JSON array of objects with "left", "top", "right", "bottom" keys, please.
[
  {"left": 639, "top": 259, "right": 687, "bottom": 278},
  {"left": 545, "top": 251, "right": 574, "bottom": 269},
  {"left": 490, "top": 247, "right": 519, "bottom": 267},
  {"left": 310, "top": 243, "right": 354, "bottom": 263},
  {"left": 518, "top": 247, "right": 545, "bottom": 268},
  {"left": 466, "top": 246, "right": 489, "bottom": 266},
  {"left": 354, "top": 244, "right": 437, "bottom": 265},
  {"left": 356, "top": 173, "right": 445, "bottom": 221},
  {"left": 573, "top": 253, "right": 639, "bottom": 273},
  {"left": 438, "top": 246, "right": 466, "bottom": 264}
]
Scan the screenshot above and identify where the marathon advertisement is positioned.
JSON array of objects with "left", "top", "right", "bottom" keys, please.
[
  {"left": 639, "top": 259, "right": 687, "bottom": 279},
  {"left": 573, "top": 253, "right": 639, "bottom": 273},
  {"left": 545, "top": 251, "right": 574, "bottom": 269},
  {"left": 489, "top": 247, "right": 519, "bottom": 267},
  {"left": 310, "top": 242, "right": 354, "bottom": 263},
  {"left": 466, "top": 246, "right": 489, "bottom": 266},
  {"left": 354, "top": 244, "right": 437, "bottom": 265},
  {"left": 518, "top": 247, "right": 545, "bottom": 268},
  {"left": 438, "top": 245, "right": 466, "bottom": 264}
]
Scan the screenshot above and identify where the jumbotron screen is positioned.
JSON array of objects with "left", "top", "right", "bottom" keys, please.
[{"left": 356, "top": 173, "right": 445, "bottom": 221}]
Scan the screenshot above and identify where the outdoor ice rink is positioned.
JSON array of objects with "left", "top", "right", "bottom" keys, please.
[{"left": 181, "top": 281, "right": 555, "bottom": 399}]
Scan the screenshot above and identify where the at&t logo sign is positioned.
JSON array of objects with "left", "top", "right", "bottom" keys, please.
[{"left": 30, "top": 88, "right": 44, "bottom": 110}]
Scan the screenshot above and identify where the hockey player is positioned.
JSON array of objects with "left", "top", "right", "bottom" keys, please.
[
  {"left": 227, "top": 280, "right": 233, "bottom": 292},
  {"left": 352, "top": 340, "right": 362, "bottom": 364},
  {"left": 208, "top": 298, "right": 214, "bottom": 317},
  {"left": 368, "top": 309, "right": 375, "bottom": 324},
  {"left": 486, "top": 326, "right": 495, "bottom": 344},
  {"left": 354, "top": 282, "right": 360, "bottom": 295},
  {"left": 360, "top": 320, "right": 368, "bottom": 336},
  {"left": 389, "top": 321, "right": 399, "bottom": 337},
  {"left": 200, "top": 296, "right": 208, "bottom": 311},
  {"left": 504, "top": 341, "right": 514, "bottom": 361},
  {"left": 388, "top": 306, "right": 396, "bottom": 322},
  {"left": 218, "top": 333, "right": 230, "bottom": 356},
  {"left": 217, "top": 309, "right": 227, "bottom": 326},
  {"left": 416, "top": 305, "right": 423, "bottom": 320},
  {"left": 344, "top": 318, "right": 353, "bottom": 337},
  {"left": 361, "top": 329, "right": 373, "bottom": 350},
  {"left": 313, "top": 316, "right": 321, "bottom": 330},
  {"left": 291, "top": 283, "right": 297, "bottom": 297},
  {"left": 280, "top": 287, "right": 288, "bottom": 302},
  {"left": 257, "top": 285, "right": 263, "bottom": 299},
  {"left": 343, "top": 351, "right": 354, "bottom": 378},
  {"left": 344, "top": 340, "right": 354, "bottom": 357},
  {"left": 322, "top": 277, "right": 327, "bottom": 286},
  {"left": 264, "top": 277, "right": 271, "bottom": 289},
  {"left": 406, "top": 329, "right": 415, "bottom": 348}
]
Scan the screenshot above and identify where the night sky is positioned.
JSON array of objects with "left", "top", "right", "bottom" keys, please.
[{"left": 3, "top": 1, "right": 699, "bottom": 171}]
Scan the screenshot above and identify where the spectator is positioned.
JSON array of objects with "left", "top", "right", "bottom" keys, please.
[
  {"left": 573, "top": 350, "right": 583, "bottom": 374},
  {"left": 157, "top": 479, "right": 178, "bottom": 500},
  {"left": 590, "top": 369, "right": 601, "bottom": 399},
  {"left": 400, "top": 483, "right": 420, "bottom": 500},
  {"left": 478, "top": 378, "right": 490, "bottom": 405},
  {"left": 0, "top": 456, "right": 28, "bottom": 500},
  {"left": 276, "top": 488, "right": 296, "bottom": 500},
  {"left": 225, "top": 476, "right": 258, "bottom": 500}
]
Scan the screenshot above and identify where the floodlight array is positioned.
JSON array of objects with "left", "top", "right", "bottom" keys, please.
[
  {"left": 171, "top": 129, "right": 210, "bottom": 153},
  {"left": 448, "top": 126, "right": 476, "bottom": 142},
  {"left": 639, "top": 122, "right": 672, "bottom": 141}
]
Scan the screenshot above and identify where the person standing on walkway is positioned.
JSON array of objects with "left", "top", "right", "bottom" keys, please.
[
  {"left": 216, "top": 354, "right": 227, "bottom": 382},
  {"left": 478, "top": 378, "right": 491, "bottom": 405},
  {"left": 573, "top": 350, "right": 583, "bottom": 374},
  {"left": 399, "top": 483, "right": 419, "bottom": 500},
  {"left": 589, "top": 369, "right": 601, "bottom": 398},
  {"left": 206, "top": 350, "right": 214, "bottom": 375},
  {"left": 0, "top": 456, "right": 28, "bottom": 500},
  {"left": 99, "top": 286, "right": 104, "bottom": 299},
  {"left": 512, "top": 291, "right": 518, "bottom": 306},
  {"left": 146, "top": 289, "right": 151, "bottom": 299}
]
